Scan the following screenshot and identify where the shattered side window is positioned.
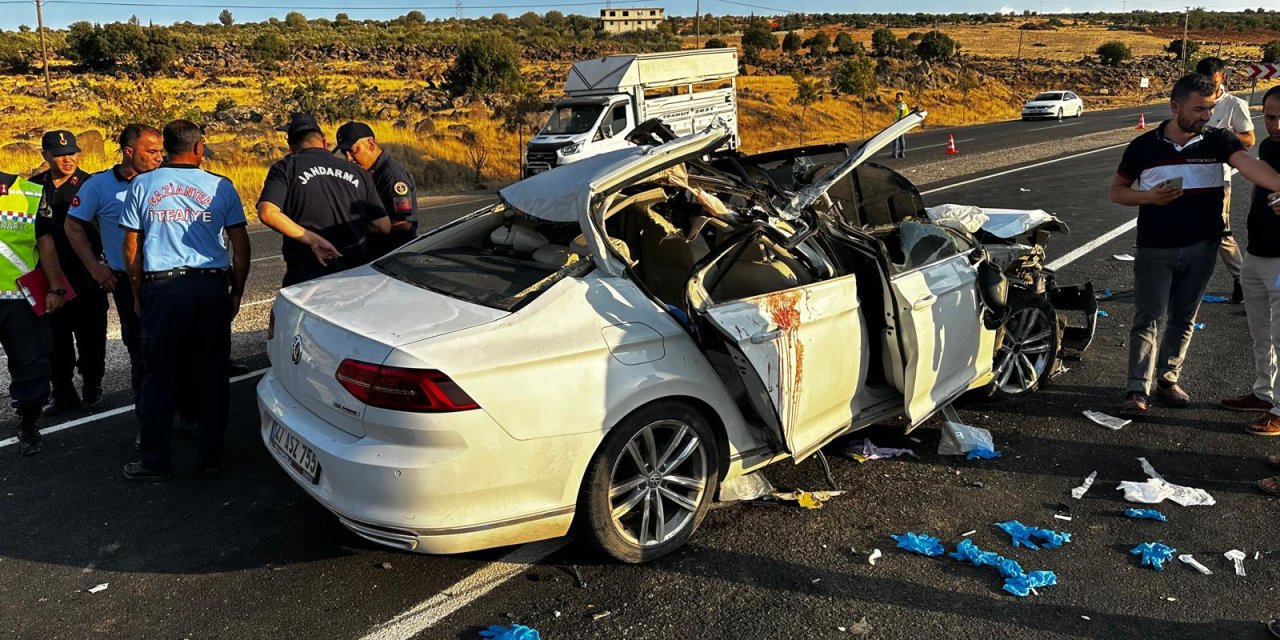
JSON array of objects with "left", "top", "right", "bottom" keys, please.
[{"left": 885, "top": 222, "right": 965, "bottom": 273}]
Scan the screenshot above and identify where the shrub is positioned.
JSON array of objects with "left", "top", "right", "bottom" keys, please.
[
  {"left": 782, "top": 31, "right": 802, "bottom": 53},
  {"left": 214, "top": 97, "right": 237, "bottom": 112},
  {"left": 445, "top": 35, "right": 523, "bottom": 97},
  {"left": 83, "top": 77, "right": 203, "bottom": 132},
  {"left": 834, "top": 32, "right": 859, "bottom": 55},
  {"left": 871, "top": 27, "right": 896, "bottom": 56},
  {"left": 704, "top": 38, "right": 727, "bottom": 49},
  {"left": 807, "top": 31, "right": 831, "bottom": 57},
  {"left": 916, "top": 30, "right": 958, "bottom": 61},
  {"left": 742, "top": 23, "right": 778, "bottom": 51},
  {"left": 1264, "top": 40, "right": 1280, "bottom": 63},
  {"left": 62, "top": 22, "right": 176, "bottom": 73},
  {"left": 0, "top": 41, "right": 32, "bottom": 74},
  {"left": 742, "top": 44, "right": 762, "bottom": 66},
  {"left": 404, "top": 10, "right": 426, "bottom": 24},
  {"left": 1096, "top": 40, "right": 1132, "bottom": 66},
  {"left": 284, "top": 11, "right": 307, "bottom": 28},
  {"left": 249, "top": 33, "right": 289, "bottom": 63},
  {"left": 1165, "top": 38, "right": 1200, "bottom": 60}
]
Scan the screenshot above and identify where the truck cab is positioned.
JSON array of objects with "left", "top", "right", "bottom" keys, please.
[{"left": 524, "top": 48, "right": 739, "bottom": 177}]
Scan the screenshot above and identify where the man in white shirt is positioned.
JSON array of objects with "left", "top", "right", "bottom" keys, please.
[{"left": 1197, "top": 57, "right": 1256, "bottom": 303}]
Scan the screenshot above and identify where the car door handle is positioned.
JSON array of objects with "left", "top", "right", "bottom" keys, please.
[
  {"left": 910, "top": 294, "right": 937, "bottom": 310},
  {"left": 750, "top": 329, "right": 782, "bottom": 344}
]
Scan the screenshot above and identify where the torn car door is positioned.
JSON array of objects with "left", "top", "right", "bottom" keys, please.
[{"left": 688, "top": 231, "right": 869, "bottom": 462}]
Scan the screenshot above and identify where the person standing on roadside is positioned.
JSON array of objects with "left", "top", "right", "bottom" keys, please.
[
  {"left": 119, "top": 120, "right": 250, "bottom": 482},
  {"left": 1109, "top": 74, "right": 1280, "bottom": 417},
  {"left": 31, "top": 131, "right": 102, "bottom": 416},
  {"left": 334, "top": 121, "right": 418, "bottom": 260},
  {"left": 0, "top": 170, "right": 66, "bottom": 455},
  {"left": 1196, "top": 57, "right": 1256, "bottom": 304},
  {"left": 258, "top": 113, "right": 389, "bottom": 287},
  {"left": 892, "top": 92, "right": 909, "bottom": 159},
  {"left": 64, "top": 124, "right": 165, "bottom": 410}
]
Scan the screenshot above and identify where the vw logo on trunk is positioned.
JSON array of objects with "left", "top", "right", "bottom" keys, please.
[{"left": 291, "top": 335, "right": 303, "bottom": 365}]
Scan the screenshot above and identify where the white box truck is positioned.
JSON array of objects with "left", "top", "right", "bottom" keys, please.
[{"left": 523, "top": 48, "right": 739, "bottom": 177}]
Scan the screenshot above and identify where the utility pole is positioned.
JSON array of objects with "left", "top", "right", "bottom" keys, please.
[
  {"left": 1180, "top": 6, "right": 1189, "bottom": 71},
  {"left": 35, "top": 0, "right": 51, "bottom": 100},
  {"left": 695, "top": 0, "right": 701, "bottom": 48},
  {"left": 1016, "top": 27, "right": 1024, "bottom": 65}
]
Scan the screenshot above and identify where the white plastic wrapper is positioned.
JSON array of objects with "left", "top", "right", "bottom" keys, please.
[
  {"left": 937, "top": 421, "right": 995, "bottom": 456},
  {"left": 1083, "top": 410, "right": 1130, "bottom": 430},
  {"left": 1225, "top": 550, "right": 1247, "bottom": 576},
  {"left": 1071, "top": 471, "right": 1098, "bottom": 499},
  {"left": 719, "top": 471, "right": 775, "bottom": 502},
  {"left": 1117, "top": 458, "right": 1216, "bottom": 506},
  {"left": 1178, "top": 554, "right": 1213, "bottom": 575}
]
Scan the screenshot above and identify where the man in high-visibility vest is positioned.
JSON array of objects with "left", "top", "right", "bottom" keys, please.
[
  {"left": 893, "top": 92, "right": 910, "bottom": 159},
  {"left": 0, "top": 171, "right": 67, "bottom": 455}
]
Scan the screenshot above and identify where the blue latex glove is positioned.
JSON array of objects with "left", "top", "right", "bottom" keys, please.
[
  {"left": 479, "top": 624, "right": 541, "bottom": 640},
  {"left": 1130, "top": 542, "right": 1176, "bottom": 571},
  {"left": 1202, "top": 294, "right": 1228, "bottom": 303},
  {"left": 1003, "top": 570, "right": 1058, "bottom": 597},
  {"left": 966, "top": 447, "right": 1003, "bottom": 460},
  {"left": 1123, "top": 508, "right": 1168, "bottom": 522},
  {"left": 995, "top": 557, "right": 1026, "bottom": 579},
  {"left": 1194, "top": 322, "right": 1206, "bottom": 330},
  {"left": 1096, "top": 309, "right": 1111, "bottom": 318},
  {"left": 890, "top": 532, "right": 945, "bottom": 556},
  {"left": 996, "top": 520, "right": 1072, "bottom": 550}
]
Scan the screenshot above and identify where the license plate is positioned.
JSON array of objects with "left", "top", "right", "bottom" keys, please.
[{"left": 270, "top": 421, "right": 321, "bottom": 484}]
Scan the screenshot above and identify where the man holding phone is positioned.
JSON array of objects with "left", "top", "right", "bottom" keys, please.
[{"left": 1110, "top": 74, "right": 1280, "bottom": 417}]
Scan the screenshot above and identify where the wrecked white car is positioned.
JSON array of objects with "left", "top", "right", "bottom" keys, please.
[{"left": 257, "top": 113, "right": 1094, "bottom": 564}]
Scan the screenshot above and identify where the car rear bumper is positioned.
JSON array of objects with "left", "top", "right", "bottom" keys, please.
[{"left": 256, "top": 371, "right": 584, "bottom": 554}]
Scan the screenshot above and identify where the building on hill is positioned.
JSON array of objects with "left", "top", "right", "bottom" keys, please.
[{"left": 599, "top": 7, "right": 665, "bottom": 34}]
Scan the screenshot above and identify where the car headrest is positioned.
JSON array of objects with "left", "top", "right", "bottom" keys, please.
[{"left": 490, "top": 224, "right": 549, "bottom": 254}]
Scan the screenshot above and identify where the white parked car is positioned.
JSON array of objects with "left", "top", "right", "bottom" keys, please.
[
  {"left": 257, "top": 114, "right": 1094, "bottom": 563},
  {"left": 1021, "top": 90, "right": 1084, "bottom": 120}
]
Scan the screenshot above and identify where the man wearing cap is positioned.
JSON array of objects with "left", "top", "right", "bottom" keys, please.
[
  {"left": 64, "top": 124, "right": 165, "bottom": 411},
  {"left": 30, "top": 130, "right": 104, "bottom": 416},
  {"left": 335, "top": 121, "right": 419, "bottom": 260},
  {"left": 0, "top": 168, "right": 67, "bottom": 455},
  {"left": 258, "top": 113, "right": 389, "bottom": 286},
  {"left": 119, "top": 119, "right": 251, "bottom": 481}
]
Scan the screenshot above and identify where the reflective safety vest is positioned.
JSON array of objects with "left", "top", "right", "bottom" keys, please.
[{"left": 0, "top": 175, "right": 46, "bottom": 300}]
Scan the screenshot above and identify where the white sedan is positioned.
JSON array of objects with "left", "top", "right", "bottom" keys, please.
[
  {"left": 1021, "top": 90, "right": 1084, "bottom": 120},
  {"left": 257, "top": 113, "right": 1092, "bottom": 563}
]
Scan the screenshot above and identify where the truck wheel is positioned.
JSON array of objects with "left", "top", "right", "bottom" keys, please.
[
  {"left": 578, "top": 401, "right": 719, "bottom": 563},
  {"left": 985, "top": 290, "right": 1059, "bottom": 400}
]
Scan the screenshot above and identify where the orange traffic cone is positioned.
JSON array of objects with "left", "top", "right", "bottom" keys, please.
[
  {"left": 1136, "top": 113, "right": 1146, "bottom": 130},
  {"left": 945, "top": 134, "right": 958, "bottom": 155}
]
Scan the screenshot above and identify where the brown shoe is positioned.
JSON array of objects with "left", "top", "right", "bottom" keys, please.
[
  {"left": 1118, "top": 392, "right": 1150, "bottom": 417},
  {"left": 1247, "top": 413, "right": 1280, "bottom": 437},
  {"left": 1222, "top": 393, "right": 1273, "bottom": 412},
  {"left": 1155, "top": 382, "right": 1190, "bottom": 407}
]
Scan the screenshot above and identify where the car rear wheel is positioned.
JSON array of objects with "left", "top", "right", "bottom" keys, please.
[
  {"left": 579, "top": 401, "right": 719, "bottom": 563},
  {"left": 987, "top": 290, "right": 1059, "bottom": 399}
]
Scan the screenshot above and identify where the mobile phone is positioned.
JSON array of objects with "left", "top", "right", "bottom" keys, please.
[
  {"left": 1162, "top": 177, "right": 1183, "bottom": 190},
  {"left": 1269, "top": 193, "right": 1280, "bottom": 207}
]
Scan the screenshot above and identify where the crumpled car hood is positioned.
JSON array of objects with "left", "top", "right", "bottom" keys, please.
[{"left": 925, "top": 204, "right": 1067, "bottom": 238}]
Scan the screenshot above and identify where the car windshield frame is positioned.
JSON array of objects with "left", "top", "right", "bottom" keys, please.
[
  {"left": 1032, "top": 92, "right": 1063, "bottom": 102},
  {"left": 540, "top": 103, "right": 606, "bottom": 135}
]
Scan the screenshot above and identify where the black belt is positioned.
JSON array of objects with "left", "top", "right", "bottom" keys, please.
[{"left": 143, "top": 267, "right": 228, "bottom": 281}]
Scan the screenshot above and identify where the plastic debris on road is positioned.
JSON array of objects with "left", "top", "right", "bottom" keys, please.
[
  {"left": 1084, "top": 410, "right": 1130, "bottom": 431},
  {"left": 1178, "top": 554, "right": 1213, "bottom": 575},
  {"left": 1225, "top": 549, "right": 1247, "bottom": 576},
  {"left": 1118, "top": 458, "right": 1216, "bottom": 506},
  {"left": 1194, "top": 322, "right": 1206, "bottom": 330},
  {"left": 1096, "top": 309, "right": 1111, "bottom": 318},
  {"left": 86, "top": 583, "right": 109, "bottom": 594},
  {"left": 1114, "top": 254, "right": 1135, "bottom": 261},
  {"left": 1124, "top": 508, "right": 1167, "bottom": 522},
  {"left": 868, "top": 549, "right": 882, "bottom": 565},
  {"left": 995, "top": 520, "right": 1073, "bottom": 550},
  {"left": 1130, "top": 542, "right": 1177, "bottom": 571},
  {"left": 844, "top": 439, "right": 917, "bottom": 463},
  {"left": 938, "top": 420, "right": 995, "bottom": 456},
  {"left": 719, "top": 471, "right": 775, "bottom": 502},
  {"left": 479, "top": 625, "right": 540, "bottom": 640},
  {"left": 890, "top": 532, "right": 946, "bottom": 556},
  {"left": 1071, "top": 471, "right": 1099, "bottom": 499},
  {"left": 771, "top": 490, "right": 845, "bottom": 509},
  {"left": 966, "top": 447, "right": 1003, "bottom": 460},
  {"left": 947, "top": 539, "right": 1058, "bottom": 598},
  {"left": 1202, "top": 294, "right": 1229, "bottom": 303},
  {"left": 1053, "top": 514, "right": 1073, "bottom": 521},
  {"left": 1098, "top": 288, "right": 1115, "bottom": 299},
  {"left": 1003, "top": 570, "right": 1058, "bottom": 597}
]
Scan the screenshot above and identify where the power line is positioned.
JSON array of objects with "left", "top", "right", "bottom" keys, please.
[
  {"left": 713, "top": 0, "right": 797, "bottom": 15},
  {"left": 38, "top": 0, "right": 649, "bottom": 8}
]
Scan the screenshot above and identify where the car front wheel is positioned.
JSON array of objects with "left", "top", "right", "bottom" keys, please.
[
  {"left": 579, "top": 401, "right": 719, "bottom": 563},
  {"left": 987, "top": 290, "right": 1059, "bottom": 399}
]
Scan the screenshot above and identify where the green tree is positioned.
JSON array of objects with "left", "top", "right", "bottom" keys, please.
[
  {"left": 790, "top": 72, "right": 822, "bottom": 144},
  {"left": 1264, "top": 40, "right": 1280, "bottom": 63},
  {"left": 1165, "top": 38, "right": 1200, "bottom": 61},
  {"left": 956, "top": 67, "right": 980, "bottom": 124},
  {"left": 871, "top": 27, "right": 896, "bottom": 56},
  {"left": 782, "top": 31, "right": 802, "bottom": 53},
  {"left": 404, "top": 10, "right": 426, "bottom": 23},
  {"left": 445, "top": 35, "right": 523, "bottom": 97},
  {"left": 493, "top": 86, "right": 545, "bottom": 163},
  {"left": 742, "top": 23, "right": 778, "bottom": 51},
  {"left": 831, "top": 55, "right": 877, "bottom": 135},
  {"left": 249, "top": 32, "right": 290, "bottom": 63},
  {"left": 807, "top": 31, "right": 831, "bottom": 57},
  {"left": 284, "top": 11, "right": 307, "bottom": 28},
  {"left": 704, "top": 38, "right": 728, "bottom": 49},
  {"left": 834, "top": 32, "right": 858, "bottom": 55},
  {"left": 916, "top": 30, "right": 958, "bottom": 61},
  {"left": 1096, "top": 40, "right": 1132, "bottom": 66},
  {"left": 742, "top": 44, "right": 762, "bottom": 66},
  {"left": 218, "top": 9, "right": 233, "bottom": 26}
]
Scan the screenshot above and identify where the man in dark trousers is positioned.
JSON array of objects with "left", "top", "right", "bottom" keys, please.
[
  {"left": 1109, "top": 74, "right": 1280, "bottom": 417},
  {"left": 334, "top": 121, "right": 418, "bottom": 260},
  {"left": 64, "top": 124, "right": 165, "bottom": 411},
  {"left": 119, "top": 120, "right": 251, "bottom": 481},
  {"left": 0, "top": 170, "right": 66, "bottom": 455},
  {"left": 258, "top": 113, "right": 389, "bottom": 287},
  {"left": 31, "top": 130, "right": 104, "bottom": 415}
]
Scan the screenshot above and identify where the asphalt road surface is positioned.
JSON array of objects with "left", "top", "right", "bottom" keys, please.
[{"left": 2, "top": 101, "right": 1277, "bottom": 640}]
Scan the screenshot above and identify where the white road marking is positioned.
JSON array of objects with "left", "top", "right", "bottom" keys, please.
[
  {"left": 1045, "top": 218, "right": 1139, "bottom": 271},
  {"left": 921, "top": 142, "right": 1131, "bottom": 196},
  {"left": 1028, "top": 121, "right": 1083, "bottom": 131},
  {"left": 0, "top": 368, "right": 270, "bottom": 449},
  {"left": 358, "top": 539, "right": 570, "bottom": 640}
]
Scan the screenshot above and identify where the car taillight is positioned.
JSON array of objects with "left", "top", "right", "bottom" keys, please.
[
  {"left": 335, "top": 359, "right": 479, "bottom": 413},
  {"left": 267, "top": 308, "right": 275, "bottom": 340}
]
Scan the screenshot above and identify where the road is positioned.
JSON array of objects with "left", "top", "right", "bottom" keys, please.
[{"left": 1, "top": 101, "right": 1277, "bottom": 640}]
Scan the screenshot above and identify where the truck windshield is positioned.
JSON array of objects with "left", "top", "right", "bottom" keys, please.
[{"left": 541, "top": 104, "right": 604, "bottom": 135}]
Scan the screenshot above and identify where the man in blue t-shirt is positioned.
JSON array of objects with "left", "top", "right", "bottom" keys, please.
[
  {"left": 1109, "top": 74, "right": 1280, "bottom": 417},
  {"left": 65, "top": 123, "right": 164, "bottom": 410},
  {"left": 118, "top": 120, "right": 252, "bottom": 482}
]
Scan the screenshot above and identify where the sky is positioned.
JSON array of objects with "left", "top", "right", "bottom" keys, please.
[{"left": 3, "top": 0, "right": 1271, "bottom": 31}]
